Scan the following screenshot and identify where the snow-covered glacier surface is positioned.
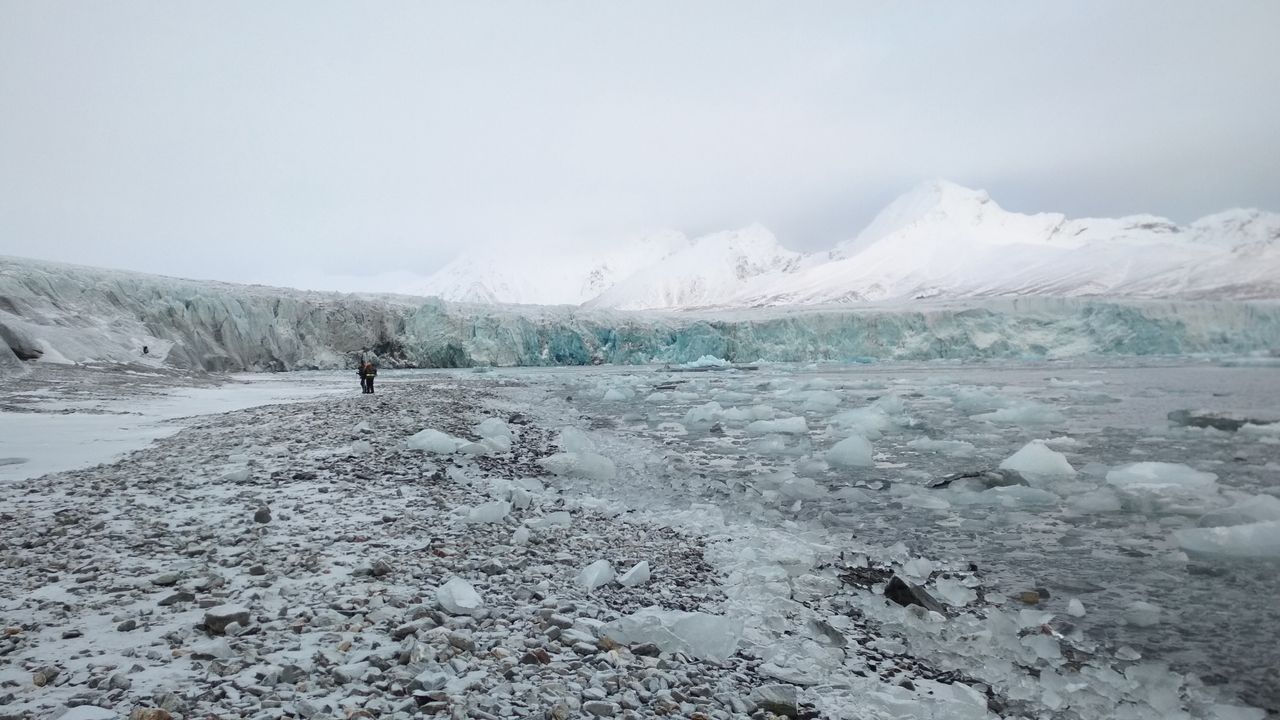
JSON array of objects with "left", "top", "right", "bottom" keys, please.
[{"left": 3, "top": 256, "right": 1280, "bottom": 374}]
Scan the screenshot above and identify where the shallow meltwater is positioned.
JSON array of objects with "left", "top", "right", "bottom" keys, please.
[{"left": 494, "top": 358, "right": 1280, "bottom": 715}]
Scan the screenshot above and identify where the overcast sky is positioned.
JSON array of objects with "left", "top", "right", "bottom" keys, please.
[{"left": 2, "top": 1, "right": 1278, "bottom": 292}]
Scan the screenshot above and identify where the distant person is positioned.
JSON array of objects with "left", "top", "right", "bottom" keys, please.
[{"left": 361, "top": 361, "right": 377, "bottom": 394}]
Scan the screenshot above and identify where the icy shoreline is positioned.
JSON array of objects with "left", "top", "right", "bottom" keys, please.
[{"left": 1, "top": 366, "right": 1275, "bottom": 719}]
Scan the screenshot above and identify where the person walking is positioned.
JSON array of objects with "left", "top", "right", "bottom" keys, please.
[{"left": 362, "top": 361, "right": 377, "bottom": 394}]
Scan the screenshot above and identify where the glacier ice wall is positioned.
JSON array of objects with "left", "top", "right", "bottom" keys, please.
[{"left": 3, "top": 257, "right": 1279, "bottom": 373}]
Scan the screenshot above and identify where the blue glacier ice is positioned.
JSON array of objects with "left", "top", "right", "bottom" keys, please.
[{"left": 2, "top": 256, "right": 1279, "bottom": 373}]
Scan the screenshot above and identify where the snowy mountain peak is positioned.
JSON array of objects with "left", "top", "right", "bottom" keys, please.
[{"left": 416, "top": 180, "right": 1279, "bottom": 308}]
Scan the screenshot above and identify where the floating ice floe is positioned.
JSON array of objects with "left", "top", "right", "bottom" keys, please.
[
  {"left": 907, "top": 437, "right": 976, "bottom": 457},
  {"left": 747, "top": 417, "right": 808, "bottom": 436},
  {"left": 826, "top": 435, "right": 874, "bottom": 468},
  {"left": 829, "top": 405, "right": 895, "bottom": 439},
  {"left": 1195, "top": 494, "right": 1280, "bottom": 528},
  {"left": 1106, "top": 462, "right": 1220, "bottom": 515},
  {"left": 1174, "top": 520, "right": 1280, "bottom": 558},
  {"left": 681, "top": 354, "right": 730, "bottom": 368},
  {"left": 602, "top": 606, "right": 742, "bottom": 662},
  {"left": 682, "top": 401, "right": 723, "bottom": 431},
  {"left": 999, "top": 440, "right": 1076, "bottom": 479},
  {"left": 975, "top": 401, "right": 1066, "bottom": 426},
  {"left": 407, "top": 428, "right": 463, "bottom": 454}
]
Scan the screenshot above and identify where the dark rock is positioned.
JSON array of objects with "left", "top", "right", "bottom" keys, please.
[
  {"left": 631, "top": 642, "right": 661, "bottom": 657},
  {"left": 884, "top": 576, "right": 946, "bottom": 615},
  {"left": 158, "top": 591, "right": 195, "bottom": 607},
  {"left": 253, "top": 507, "right": 272, "bottom": 523},
  {"left": 117, "top": 619, "right": 138, "bottom": 632},
  {"left": 751, "top": 684, "right": 798, "bottom": 718}
]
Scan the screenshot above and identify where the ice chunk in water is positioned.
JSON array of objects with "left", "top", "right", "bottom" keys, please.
[
  {"left": 466, "top": 501, "right": 511, "bottom": 524},
  {"left": 602, "top": 605, "right": 742, "bottom": 662},
  {"left": 1124, "top": 600, "right": 1163, "bottom": 627},
  {"left": 577, "top": 559, "right": 616, "bottom": 590},
  {"left": 1107, "top": 462, "right": 1220, "bottom": 515},
  {"left": 826, "top": 435, "right": 873, "bottom": 468},
  {"left": 1067, "top": 487, "right": 1122, "bottom": 514},
  {"left": 906, "top": 437, "right": 976, "bottom": 457},
  {"left": 407, "top": 429, "right": 463, "bottom": 454},
  {"left": 1196, "top": 494, "right": 1280, "bottom": 528},
  {"left": 1068, "top": 598, "right": 1086, "bottom": 617},
  {"left": 747, "top": 417, "right": 808, "bottom": 435},
  {"left": 802, "top": 390, "right": 841, "bottom": 412},
  {"left": 1174, "top": 520, "right": 1280, "bottom": 558},
  {"left": 681, "top": 354, "right": 729, "bottom": 368},
  {"left": 603, "top": 387, "right": 629, "bottom": 401},
  {"left": 436, "top": 577, "right": 483, "bottom": 615},
  {"left": 682, "top": 401, "right": 723, "bottom": 431},
  {"left": 538, "top": 452, "right": 617, "bottom": 481},
  {"left": 975, "top": 402, "right": 1066, "bottom": 425},
  {"left": 618, "top": 560, "right": 651, "bottom": 587},
  {"left": 999, "top": 440, "right": 1076, "bottom": 478},
  {"left": 829, "top": 407, "right": 892, "bottom": 439},
  {"left": 1107, "top": 462, "right": 1217, "bottom": 491}
]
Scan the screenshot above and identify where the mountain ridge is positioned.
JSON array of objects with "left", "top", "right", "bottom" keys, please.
[{"left": 413, "top": 180, "right": 1280, "bottom": 308}]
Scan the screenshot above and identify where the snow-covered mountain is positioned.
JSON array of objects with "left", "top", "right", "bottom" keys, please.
[
  {"left": 418, "top": 180, "right": 1280, "bottom": 308},
  {"left": 585, "top": 224, "right": 801, "bottom": 311},
  {"left": 413, "top": 230, "right": 690, "bottom": 306}
]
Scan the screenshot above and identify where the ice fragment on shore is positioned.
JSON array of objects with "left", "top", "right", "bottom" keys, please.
[
  {"left": 538, "top": 452, "right": 617, "bottom": 481},
  {"left": 220, "top": 466, "right": 250, "bottom": 483},
  {"left": 934, "top": 576, "right": 977, "bottom": 606},
  {"left": 436, "top": 577, "right": 483, "bottom": 615},
  {"left": 618, "top": 560, "right": 651, "bottom": 587},
  {"left": 826, "top": 435, "right": 873, "bottom": 468},
  {"left": 465, "top": 501, "right": 511, "bottom": 524},
  {"left": 407, "top": 429, "right": 463, "bottom": 454},
  {"left": 511, "top": 527, "right": 530, "bottom": 546},
  {"left": 556, "top": 427, "right": 597, "bottom": 453},
  {"left": 577, "top": 559, "right": 616, "bottom": 590},
  {"left": 747, "top": 417, "right": 808, "bottom": 435},
  {"left": 478, "top": 415, "right": 512, "bottom": 448},
  {"left": 602, "top": 606, "right": 742, "bottom": 662},
  {"left": 999, "top": 440, "right": 1076, "bottom": 478},
  {"left": 1174, "top": 520, "right": 1280, "bottom": 558}
]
